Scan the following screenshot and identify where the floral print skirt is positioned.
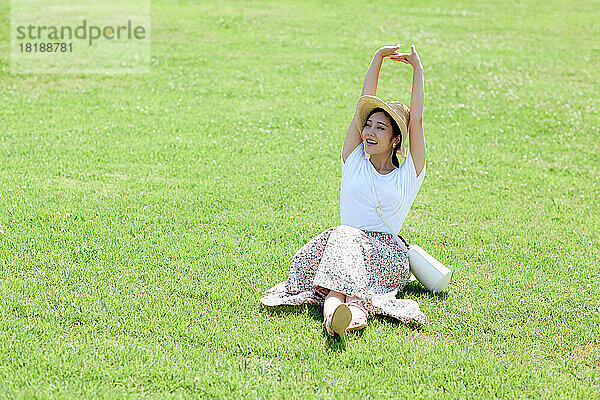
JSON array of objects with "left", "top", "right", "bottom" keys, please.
[{"left": 259, "top": 225, "right": 426, "bottom": 324}]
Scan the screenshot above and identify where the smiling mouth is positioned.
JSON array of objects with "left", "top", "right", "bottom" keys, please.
[{"left": 365, "top": 139, "right": 378, "bottom": 145}]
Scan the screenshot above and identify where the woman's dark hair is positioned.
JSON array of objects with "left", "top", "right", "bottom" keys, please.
[{"left": 365, "top": 108, "right": 402, "bottom": 167}]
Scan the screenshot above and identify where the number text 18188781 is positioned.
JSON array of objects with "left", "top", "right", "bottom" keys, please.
[{"left": 19, "top": 42, "right": 72, "bottom": 52}]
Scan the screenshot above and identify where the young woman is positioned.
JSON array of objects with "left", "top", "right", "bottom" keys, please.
[{"left": 260, "top": 43, "right": 427, "bottom": 339}]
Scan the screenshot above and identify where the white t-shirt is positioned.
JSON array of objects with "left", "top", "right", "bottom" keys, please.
[{"left": 340, "top": 142, "right": 425, "bottom": 234}]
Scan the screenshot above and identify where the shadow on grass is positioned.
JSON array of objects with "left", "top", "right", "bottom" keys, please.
[
  {"left": 259, "top": 302, "right": 322, "bottom": 320},
  {"left": 375, "top": 315, "right": 427, "bottom": 333},
  {"left": 400, "top": 281, "right": 450, "bottom": 301}
]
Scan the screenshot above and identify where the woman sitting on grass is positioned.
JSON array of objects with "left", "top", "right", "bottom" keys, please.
[{"left": 260, "top": 43, "right": 427, "bottom": 339}]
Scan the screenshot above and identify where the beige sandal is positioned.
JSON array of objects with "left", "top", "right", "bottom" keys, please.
[
  {"left": 322, "top": 303, "right": 352, "bottom": 339},
  {"left": 345, "top": 300, "right": 369, "bottom": 332}
]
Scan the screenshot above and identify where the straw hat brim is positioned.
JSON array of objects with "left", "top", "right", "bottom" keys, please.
[{"left": 354, "top": 95, "right": 409, "bottom": 158}]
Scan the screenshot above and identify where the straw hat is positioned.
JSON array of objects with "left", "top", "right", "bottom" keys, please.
[{"left": 354, "top": 95, "right": 410, "bottom": 158}]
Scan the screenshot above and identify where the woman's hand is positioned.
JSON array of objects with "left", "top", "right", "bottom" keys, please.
[
  {"left": 376, "top": 44, "right": 403, "bottom": 59},
  {"left": 389, "top": 44, "right": 422, "bottom": 69}
]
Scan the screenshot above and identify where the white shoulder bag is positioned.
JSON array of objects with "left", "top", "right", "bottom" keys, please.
[{"left": 367, "top": 161, "right": 452, "bottom": 293}]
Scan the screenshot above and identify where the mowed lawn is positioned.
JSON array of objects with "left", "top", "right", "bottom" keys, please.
[{"left": 0, "top": 0, "right": 598, "bottom": 398}]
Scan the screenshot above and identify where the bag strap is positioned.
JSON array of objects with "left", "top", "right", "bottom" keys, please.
[{"left": 367, "top": 158, "right": 410, "bottom": 253}]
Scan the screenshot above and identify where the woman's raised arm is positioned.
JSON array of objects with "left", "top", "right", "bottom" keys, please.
[
  {"left": 390, "top": 44, "right": 425, "bottom": 176},
  {"left": 342, "top": 45, "right": 402, "bottom": 163}
]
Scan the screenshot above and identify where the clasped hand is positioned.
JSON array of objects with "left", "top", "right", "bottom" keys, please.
[{"left": 377, "top": 43, "right": 421, "bottom": 69}]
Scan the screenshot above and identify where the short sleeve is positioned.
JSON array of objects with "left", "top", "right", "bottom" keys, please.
[
  {"left": 398, "top": 149, "right": 425, "bottom": 195},
  {"left": 341, "top": 143, "right": 364, "bottom": 173}
]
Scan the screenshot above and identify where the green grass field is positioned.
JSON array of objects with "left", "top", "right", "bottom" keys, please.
[{"left": 1, "top": 0, "right": 599, "bottom": 398}]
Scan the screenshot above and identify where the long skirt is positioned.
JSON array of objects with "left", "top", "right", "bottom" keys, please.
[{"left": 259, "top": 225, "right": 426, "bottom": 325}]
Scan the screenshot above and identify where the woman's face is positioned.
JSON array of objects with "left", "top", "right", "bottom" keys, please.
[{"left": 362, "top": 111, "right": 397, "bottom": 157}]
